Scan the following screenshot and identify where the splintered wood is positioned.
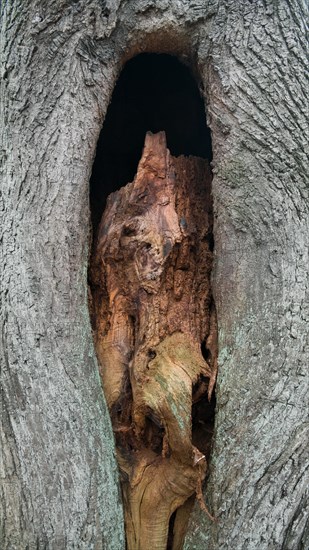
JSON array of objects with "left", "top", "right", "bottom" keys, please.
[{"left": 90, "top": 132, "right": 217, "bottom": 550}]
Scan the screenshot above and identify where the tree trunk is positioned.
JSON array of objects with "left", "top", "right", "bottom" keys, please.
[
  {"left": 0, "top": 2, "right": 125, "bottom": 548},
  {"left": 1, "top": 1, "right": 308, "bottom": 549}
]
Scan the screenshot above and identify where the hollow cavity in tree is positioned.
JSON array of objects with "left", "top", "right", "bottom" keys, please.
[{"left": 90, "top": 131, "right": 217, "bottom": 550}]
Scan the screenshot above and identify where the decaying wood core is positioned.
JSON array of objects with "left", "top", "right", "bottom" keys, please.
[{"left": 90, "top": 131, "right": 217, "bottom": 550}]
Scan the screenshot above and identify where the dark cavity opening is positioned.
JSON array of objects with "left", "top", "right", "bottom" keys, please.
[
  {"left": 89, "top": 52, "right": 216, "bottom": 550},
  {"left": 192, "top": 386, "right": 216, "bottom": 461},
  {"left": 90, "top": 53, "right": 212, "bottom": 235},
  {"left": 167, "top": 511, "right": 177, "bottom": 550}
]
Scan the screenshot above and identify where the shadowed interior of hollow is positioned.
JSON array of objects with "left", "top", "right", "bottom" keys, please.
[
  {"left": 90, "top": 53, "right": 212, "bottom": 235},
  {"left": 89, "top": 54, "right": 215, "bottom": 550}
]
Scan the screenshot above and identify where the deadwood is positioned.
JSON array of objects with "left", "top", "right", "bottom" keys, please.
[{"left": 90, "top": 132, "right": 217, "bottom": 550}]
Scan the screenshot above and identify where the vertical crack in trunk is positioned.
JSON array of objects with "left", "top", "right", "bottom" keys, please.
[{"left": 90, "top": 131, "right": 217, "bottom": 550}]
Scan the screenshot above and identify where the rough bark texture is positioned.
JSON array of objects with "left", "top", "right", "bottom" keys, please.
[
  {"left": 1, "top": 1, "right": 308, "bottom": 549},
  {"left": 0, "top": 2, "right": 124, "bottom": 549},
  {"left": 185, "top": 3, "right": 309, "bottom": 549},
  {"left": 90, "top": 131, "right": 216, "bottom": 550}
]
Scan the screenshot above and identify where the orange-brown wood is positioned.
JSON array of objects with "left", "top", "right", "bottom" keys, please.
[{"left": 90, "top": 132, "right": 217, "bottom": 550}]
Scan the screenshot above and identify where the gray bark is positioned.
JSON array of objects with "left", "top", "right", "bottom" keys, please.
[
  {"left": 184, "top": 2, "right": 309, "bottom": 549},
  {"left": 0, "top": 2, "right": 124, "bottom": 548},
  {"left": 1, "top": 1, "right": 308, "bottom": 549}
]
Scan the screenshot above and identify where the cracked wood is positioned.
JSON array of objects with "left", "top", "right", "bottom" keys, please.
[{"left": 90, "top": 131, "right": 217, "bottom": 550}]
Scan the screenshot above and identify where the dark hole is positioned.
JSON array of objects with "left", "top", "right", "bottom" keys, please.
[
  {"left": 203, "top": 232, "right": 214, "bottom": 252},
  {"left": 89, "top": 51, "right": 215, "bottom": 550},
  {"left": 201, "top": 340, "right": 211, "bottom": 362},
  {"left": 167, "top": 511, "right": 177, "bottom": 550},
  {"left": 144, "top": 413, "right": 165, "bottom": 455},
  {"left": 148, "top": 348, "right": 156, "bottom": 360},
  {"left": 122, "top": 225, "right": 137, "bottom": 237},
  {"left": 90, "top": 52, "right": 212, "bottom": 236},
  {"left": 192, "top": 389, "right": 216, "bottom": 461}
]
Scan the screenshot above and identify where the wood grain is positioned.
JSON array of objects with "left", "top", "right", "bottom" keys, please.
[{"left": 91, "top": 132, "right": 217, "bottom": 549}]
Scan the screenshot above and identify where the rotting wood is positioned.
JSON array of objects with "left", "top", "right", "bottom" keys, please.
[{"left": 90, "top": 131, "right": 217, "bottom": 550}]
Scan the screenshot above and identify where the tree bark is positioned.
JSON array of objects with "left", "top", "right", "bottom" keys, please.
[
  {"left": 1, "top": 1, "right": 308, "bottom": 549},
  {"left": 184, "top": 3, "right": 309, "bottom": 549},
  {"left": 0, "top": 2, "right": 125, "bottom": 548}
]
